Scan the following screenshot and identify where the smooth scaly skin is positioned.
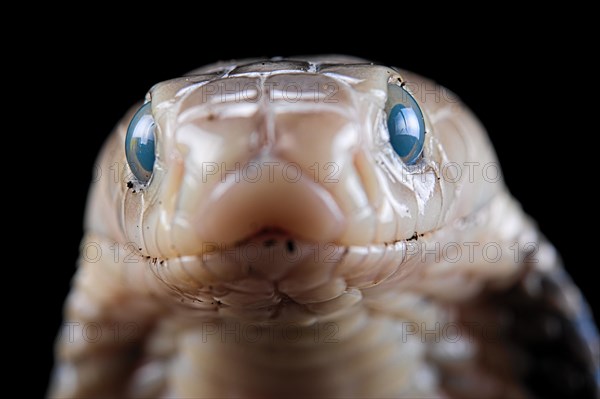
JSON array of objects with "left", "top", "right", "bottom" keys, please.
[{"left": 49, "top": 57, "right": 599, "bottom": 398}]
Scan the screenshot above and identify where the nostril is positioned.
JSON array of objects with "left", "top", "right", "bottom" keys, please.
[
  {"left": 286, "top": 239, "right": 296, "bottom": 253},
  {"left": 264, "top": 238, "right": 277, "bottom": 247}
]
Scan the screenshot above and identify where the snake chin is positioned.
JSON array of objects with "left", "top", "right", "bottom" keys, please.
[
  {"left": 148, "top": 229, "right": 423, "bottom": 323},
  {"left": 148, "top": 231, "right": 355, "bottom": 321}
]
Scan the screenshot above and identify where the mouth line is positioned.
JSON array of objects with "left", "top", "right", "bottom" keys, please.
[
  {"left": 230, "top": 227, "right": 428, "bottom": 252},
  {"left": 160, "top": 230, "right": 436, "bottom": 278}
]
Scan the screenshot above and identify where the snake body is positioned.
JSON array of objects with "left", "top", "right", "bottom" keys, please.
[{"left": 50, "top": 56, "right": 599, "bottom": 398}]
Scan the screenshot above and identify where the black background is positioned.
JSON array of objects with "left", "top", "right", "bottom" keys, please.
[{"left": 37, "top": 29, "right": 596, "bottom": 397}]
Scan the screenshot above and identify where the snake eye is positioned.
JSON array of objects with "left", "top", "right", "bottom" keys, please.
[
  {"left": 386, "top": 84, "right": 426, "bottom": 165},
  {"left": 125, "top": 102, "right": 156, "bottom": 184}
]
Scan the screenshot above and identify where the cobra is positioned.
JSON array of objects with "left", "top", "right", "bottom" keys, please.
[{"left": 50, "top": 56, "right": 599, "bottom": 398}]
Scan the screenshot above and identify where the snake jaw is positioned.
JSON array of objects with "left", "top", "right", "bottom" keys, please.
[{"left": 147, "top": 231, "right": 428, "bottom": 321}]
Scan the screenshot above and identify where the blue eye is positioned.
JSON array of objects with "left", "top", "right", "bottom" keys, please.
[
  {"left": 386, "top": 85, "right": 426, "bottom": 165},
  {"left": 125, "top": 102, "right": 156, "bottom": 184}
]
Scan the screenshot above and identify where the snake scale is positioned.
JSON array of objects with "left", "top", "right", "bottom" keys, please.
[{"left": 49, "top": 56, "right": 599, "bottom": 398}]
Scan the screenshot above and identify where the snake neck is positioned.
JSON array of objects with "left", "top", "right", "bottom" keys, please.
[{"left": 138, "top": 304, "right": 445, "bottom": 398}]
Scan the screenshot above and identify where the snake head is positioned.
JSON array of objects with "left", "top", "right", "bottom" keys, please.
[{"left": 88, "top": 57, "right": 504, "bottom": 317}]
